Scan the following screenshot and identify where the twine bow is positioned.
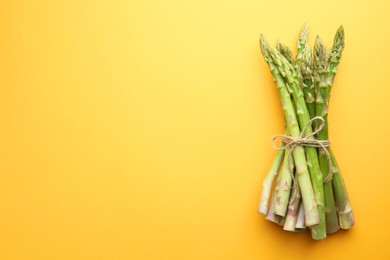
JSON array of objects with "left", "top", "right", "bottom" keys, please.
[{"left": 272, "top": 116, "right": 333, "bottom": 184}]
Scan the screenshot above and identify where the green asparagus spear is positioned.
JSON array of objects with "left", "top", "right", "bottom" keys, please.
[
  {"left": 314, "top": 36, "right": 339, "bottom": 234},
  {"left": 324, "top": 26, "right": 354, "bottom": 229},
  {"left": 258, "top": 148, "right": 285, "bottom": 215}
]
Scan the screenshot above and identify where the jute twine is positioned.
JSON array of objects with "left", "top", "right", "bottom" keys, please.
[{"left": 271, "top": 116, "right": 333, "bottom": 186}]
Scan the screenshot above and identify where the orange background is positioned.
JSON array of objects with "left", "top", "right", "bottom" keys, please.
[{"left": 1, "top": 0, "right": 389, "bottom": 259}]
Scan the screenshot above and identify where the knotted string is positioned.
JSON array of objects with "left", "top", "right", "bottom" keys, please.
[{"left": 271, "top": 116, "right": 333, "bottom": 187}]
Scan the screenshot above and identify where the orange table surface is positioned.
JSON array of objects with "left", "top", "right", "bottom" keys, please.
[{"left": 1, "top": 0, "right": 389, "bottom": 259}]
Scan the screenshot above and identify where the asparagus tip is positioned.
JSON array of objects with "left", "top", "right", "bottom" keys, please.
[
  {"left": 315, "top": 35, "right": 323, "bottom": 44},
  {"left": 298, "top": 22, "right": 309, "bottom": 43},
  {"left": 314, "top": 36, "right": 326, "bottom": 60},
  {"left": 259, "top": 35, "right": 271, "bottom": 60},
  {"left": 277, "top": 41, "right": 294, "bottom": 65},
  {"left": 336, "top": 25, "right": 344, "bottom": 38},
  {"left": 333, "top": 25, "right": 345, "bottom": 50}
]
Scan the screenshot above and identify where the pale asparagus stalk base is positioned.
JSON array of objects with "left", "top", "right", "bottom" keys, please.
[
  {"left": 283, "top": 182, "right": 301, "bottom": 231},
  {"left": 295, "top": 202, "right": 306, "bottom": 229},
  {"left": 274, "top": 147, "right": 294, "bottom": 216},
  {"left": 258, "top": 148, "right": 285, "bottom": 215}
]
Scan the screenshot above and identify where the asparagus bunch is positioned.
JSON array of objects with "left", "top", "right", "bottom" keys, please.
[{"left": 257, "top": 23, "right": 354, "bottom": 240}]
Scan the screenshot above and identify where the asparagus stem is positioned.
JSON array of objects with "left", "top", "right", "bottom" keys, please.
[
  {"left": 260, "top": 36, "right": 319, "bottom": 227},
  {"left": 323, "top": 26, "right": 354, "bottom": 229},
  {"left": 321, "top": 183, "right": 339, "bottom": 233},
  {"left": 258, "top": 148, "right": 285, "bottom": 215},
  {"left": 314, "top": 36, "right": 339, "bottom": 234},
  {"left": 330, "top": 149, "right": 355, "bottom": 229},
  {"left": 268, "top": 46, "right": 326, "bottom": 239},
  {"left": 295, "top": 227, "right": 309, "bottom": 233},
  {"left": 295, "top": 202, "right": 306, "bottom": 229},
  {"left": 279, "top": 216, "right": 286, "bottom": 226},
  {"left": 283, "top": 180, "right": 301, "bottom": 231},
  {"left": 274, "top": 147, "right": 294, "bottom": 216},
  {"left": 266, "top": 193, "right": 283, "bottom": 224},
  {"left": 266, "top": 167, "right": 283, "bottom": 224}
]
